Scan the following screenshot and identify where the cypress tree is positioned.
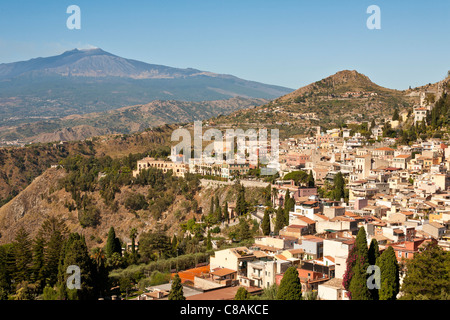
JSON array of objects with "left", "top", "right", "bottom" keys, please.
[
  {"left": 235, "top": 184, "right": 247, "bottom": 216},
  {"left": 105, "top": 227, "right": 121, "bottom": 258},
  {"left": 376, "top": 246, "right": 399, "bottom": 300},
  {"left": 223, "top": 201, "right": 229, "bottom": 222},
  {"left": 276, "top": 266, "right": 302, "bottom": 300},
  {"left": 333, "top": 172, "right": 345, "bottom": 201},
  {"left": 307, "top": 170, "right": 315, "bottom": 187},
  {"left": 284, "top": 190, "right": 294, "bottom": 225},
  {"left": 345, "top": 227, "right": 370, "bottom": 300},
  {"left": 209, "top": 196, "right": 215, "bottom": 215},
  {"left": 238, "top": 218, "right": 251, "bottom": 241},
  {"left": 262, "top": 208, "right": 271, "bottom": 236},
  {"left": 206, "top": 232, "right": 212, "bottom": 251},
  {"left": 274, "top": 206, "right": 285, "bottom": 235},
  {"left": 129, "top": 228, "right": 138, "bottom": 255},
  {"left": 342, "top": 244, "right": 357, "bottom": 291},
  {"left": 348, "top": 260, "right": 371, "bottom": 300},
  {"left": 368, "top": 238, "right": 380, "bottom": 266},
  {"left": 355, "top": 227, "right": 369, "bottom": 265},
  {"left": 392, "top": 108, "right": 400, "bottom": 121},
  {"left": 171, "top": 234, "right": 178, "bottom": 251},
  {"left": 368, "top": 238, "right": 380, "bottom": 300},
  {"left": 214, "top": 196, "right": 222, "bottom": 222},
  {"left": 168, "top": 274, "right": 185, "bottom": 300}
]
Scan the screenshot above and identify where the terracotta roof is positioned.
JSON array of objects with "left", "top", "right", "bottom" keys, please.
[
  {"left": 211, "top": 268, "right": 237, "bottom": 277},
  {"left": 295, "top": 216, "right": 316, "bottom": 224},
  {"left": 427, "top": 222, "right": 445, "bottom": 229},
  {"left": 253, "top": 250, "right": 270, "bottom": 258},
  {"left": 314, "top": 214, "right": 329, "bottom": 221},
  {"left": 395, "top": 154, "right": 411, "bottom": 159},
  {"left": 288, "top": 248, "right": 305, "bottom": 254},
  {"left": 324, "top": 256, "right": 335, "bottom": 263}
]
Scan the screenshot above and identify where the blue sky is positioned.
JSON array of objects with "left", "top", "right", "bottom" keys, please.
[{"left": 0, "top": 0, "right": 449, "bottom": 90}]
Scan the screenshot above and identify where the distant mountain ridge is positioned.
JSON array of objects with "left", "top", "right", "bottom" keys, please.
[
  {"left": 0, "top": 97, "right": 268, "bottom": 143},
  {"left": 0, "top": 48, "right": 210, "bottom": 80},
  {"left": 0, "top": 48, "right": 293, "bottom": 123}
]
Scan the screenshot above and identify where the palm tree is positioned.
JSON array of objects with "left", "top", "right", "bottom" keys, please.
[{"left": 91, "top": 247, "right": 106, "bottom": 268}]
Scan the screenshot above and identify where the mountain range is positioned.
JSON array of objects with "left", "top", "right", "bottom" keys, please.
[
  {"left": 0, "top": 48, "right": 293, "bottom": 124},
  {"left": 0, "top": 97, "right": 268, "bottom": 143}
]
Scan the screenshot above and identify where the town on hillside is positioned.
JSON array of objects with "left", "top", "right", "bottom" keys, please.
[{"left": 127, "top": 87, "right": 450, "bottom": 301}]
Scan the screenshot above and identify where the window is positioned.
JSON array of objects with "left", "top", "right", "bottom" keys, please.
[{"left": 398, "top": 251, "right": 402, "bottom": 258}]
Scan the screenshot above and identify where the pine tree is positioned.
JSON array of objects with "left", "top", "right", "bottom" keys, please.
[
  {"left": 57, "top": 233, "right": 96, "bottom": 300},
  {"left": 400, "top": 242, "right": 449, "bottom": 300},
  {"left": 168, "top": 274, "right": 185, "bottom": 300},
  {"left": 0, "top": 244, "right": 14, "bottom": 298},
  {"left": 262, "top": 208, "right": 271, "bottom": 236},
  {"left": 376, "top": 246, "right": 399, "bottom": 300},
  {"left": 276, "top": 266, "right": 302, "bottom": 300},
  {"left": 13, "top": 227, "right": 32, "bottom": 283},
  {"left": 31, "top": 235, "right": 46, "bottom": 289},
  {"left": 37, "top": 217, "right": 69, "bottom": 287},
  {"left": 234, "top": 287, "right": 250, "bottom": 300}
]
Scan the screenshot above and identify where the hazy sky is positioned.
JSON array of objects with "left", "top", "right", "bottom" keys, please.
[{"left": 0, "top": 0, "right": 449, "bottom": 90}]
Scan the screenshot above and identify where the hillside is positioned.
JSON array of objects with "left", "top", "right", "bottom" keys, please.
[
  {"left": 0, "top": 124, "right": 177, "bottom": 206},
  {"left": 0, "top": 97, "right": 268, "bottom": 143},
  {"left": 0, "top": 48, "right": 293, "bottom": 125},
  {"left": 0, "top": 166, "right": 268, "bottom": 248},
  {"left": 208, "top": 70, "right": 417, "bottom": 138}
]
